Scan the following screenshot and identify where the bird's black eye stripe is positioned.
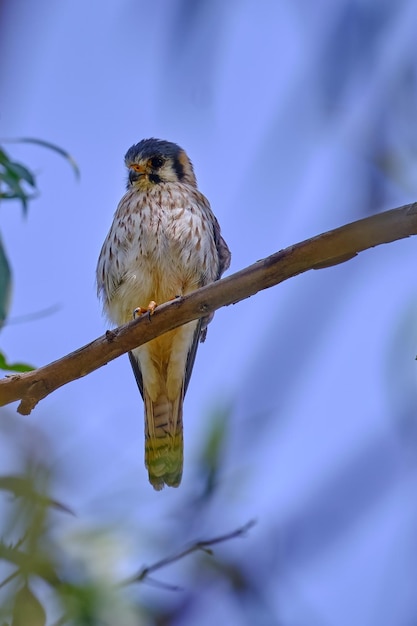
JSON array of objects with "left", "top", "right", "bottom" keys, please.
[
  {"left": 173, "top": 156, "right": 184, "bottom": 181},
  {"left": 150, "top": 156, "right": 164, "bottom": 169}
]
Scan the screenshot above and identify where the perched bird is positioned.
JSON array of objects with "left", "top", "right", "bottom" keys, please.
[{"left": 96, "top": 138, "right": 231, "bottom": 490}]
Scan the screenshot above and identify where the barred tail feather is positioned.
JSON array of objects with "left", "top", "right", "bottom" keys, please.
[{"left": 144, "top": 391, "right": 184, "bottom": 490}]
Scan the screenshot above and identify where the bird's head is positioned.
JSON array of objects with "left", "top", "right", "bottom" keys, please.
[{"left": 124, "top": 138, "right": 197, "bottom": 189}]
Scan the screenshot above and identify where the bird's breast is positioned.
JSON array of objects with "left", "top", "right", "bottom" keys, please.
[
  {"left": 134, "top": 201, "right": 209, "bottom": 274},
  {"left": 102, "top": 185, "right": 218, "bottom": 324}
]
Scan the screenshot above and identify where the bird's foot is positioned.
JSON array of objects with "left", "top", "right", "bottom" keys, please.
[{"left": 133, "top": 301, "right": 157, "bottom": 321}]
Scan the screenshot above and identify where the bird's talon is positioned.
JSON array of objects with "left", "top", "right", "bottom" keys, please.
[
  {"left": 147, "top": 301, "right": 157, "bottom": 315},
  {"left": 133, "top": 301, "right": 157, "bottom": 320},
  {"left": 133, "top": 307, "right": 145, "bottom": 319}
]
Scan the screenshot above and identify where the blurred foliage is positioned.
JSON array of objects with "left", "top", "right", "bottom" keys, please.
[
  {"left": 11, "top": 584, "right": 46, "bottom": 626},
  {"left": 0, "top": 138, "right": 78, "bottom": 369},
  {"left": 0, "top": 146, "right": 36, "bottom": 215},
  {"left": 0, "top": 352, "right": 34, "bottom": 373},
  {"left": 0, "top": 465, "right": 62, "bottom": 625},
  {"left": 0, "top": 447, "right": 255, "bottom": 625},
  {"left": 0, "top": 231, "right": 11, "bottom": 333},
  {"left": 0, "top": 405, "right": 261, "bottom": 625},
  {"left": 195, "top": 403, "right": 230, "bottom": 501}
]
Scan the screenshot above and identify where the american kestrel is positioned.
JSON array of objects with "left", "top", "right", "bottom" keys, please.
[{"left": 96, "top": 138, "right": 231, "bottom": 490}]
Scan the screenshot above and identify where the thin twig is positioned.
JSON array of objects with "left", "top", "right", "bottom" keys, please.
[
  {"left": 0, "top": 202, "right": 416, "bottom": 414},
  {"left": 0, "top": 568, "right": 19, "bottom": 590},
  {"left": 121, "top": 520, "right": 256, "bottom": 587},
  {"left": 5, "top": 304, "right": 61, "bottom": 326}
]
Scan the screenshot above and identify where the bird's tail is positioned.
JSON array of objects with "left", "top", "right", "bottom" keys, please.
[{"left": 143, "top": 390, "right": 183, "bottom": 490}]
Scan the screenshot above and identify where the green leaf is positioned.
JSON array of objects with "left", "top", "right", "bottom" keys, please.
[
  {"left": 0, "top": 475, "right": 74, "bottom": 515},
  {"left": 196, "top": 404, "right": 231, "bottom": 500},
  {"left": 202, "top": 406, "right": 229, "bottom": 471},
  {"left": 0, "top": 235, "right": 11, "bottom": 329},
  {"left": 0, "top": 147, "right": 10, "bottom": 163},
  {"left": 12, "top": 585, "right": 46, "bottom": 626},
  {"left": 59, "top": 583, "right": 103, "bottom": 624},
  {"left": 5, "top": 137, "right": 80, "bottom": 180},
  {"left": 0, "top": 352, "right": 34, "bottom": 372},
  {"left": 2, "top": 161, "right": 36, "bottom": 188},
  {"left": 0, "top": 174, "right": 30, "bottom": 214},
  {"left": 0, "top": 150, "right": 37, "bottom": 215},
  {"left": 0, "top": 149, "right": 33, "bottom": 184}
]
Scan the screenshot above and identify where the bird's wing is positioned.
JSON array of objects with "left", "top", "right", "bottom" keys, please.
[
  {"left": 184, "top": 318, "right": 203, "bottom": 395},
  {"left": 193, "top": 189, "right": 230, "bottom": 281},
  {"left": 128, "top": 350, "right": 144, "bottom": 399},
  {"left": 198, "top": 205, "right": 231, "bottom": 340},
  {"left": 212, "top": 215, "right": 231, "bottom": 279}
]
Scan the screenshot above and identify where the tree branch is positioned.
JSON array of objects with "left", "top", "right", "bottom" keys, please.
[
  {"left": 121, "top": 519, "right": 256, "bottom": 588},
  {"left": 1, "top": 201, "right": 416, "bottom": 415}
]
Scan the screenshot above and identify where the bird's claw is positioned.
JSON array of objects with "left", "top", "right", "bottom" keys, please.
[{"left": 133, "top": 301, "right": 157, "bottom": 320}]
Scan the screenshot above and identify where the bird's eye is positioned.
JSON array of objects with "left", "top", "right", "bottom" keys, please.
[{"left": 150, "top": 156, "right": 164, "bottom": 169}]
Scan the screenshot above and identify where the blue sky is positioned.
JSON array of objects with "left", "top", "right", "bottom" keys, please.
[{"left": 1, "top": 1, "right": 417, "bottom": 624}]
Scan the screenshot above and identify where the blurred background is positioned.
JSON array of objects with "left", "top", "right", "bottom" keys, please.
[{"left": 1, "top": 0, "right": 417, "bottom": 624}]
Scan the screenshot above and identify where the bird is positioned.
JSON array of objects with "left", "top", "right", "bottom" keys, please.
[{"left": 96, "top": 138, "right": 231, "bottom": 490}]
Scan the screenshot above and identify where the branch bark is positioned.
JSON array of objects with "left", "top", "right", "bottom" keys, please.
[{"left": 1, "top": 202, "right": 416, "bottom": 415}]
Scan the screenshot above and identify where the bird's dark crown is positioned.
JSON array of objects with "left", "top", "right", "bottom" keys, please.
[{"left": 125, "top": 138, "right": 182, "bottom": 164}]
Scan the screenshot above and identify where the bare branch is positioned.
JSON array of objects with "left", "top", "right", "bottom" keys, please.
[
  {"left": 121, "top": 519, "right": 256, "bottom": 587},
  {"left": 1, "top": 202, "right": 416, "bottom": 415}
]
